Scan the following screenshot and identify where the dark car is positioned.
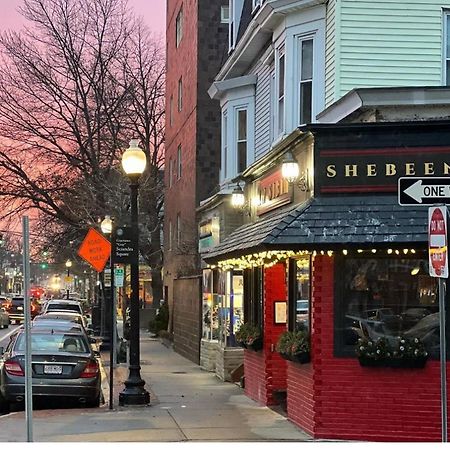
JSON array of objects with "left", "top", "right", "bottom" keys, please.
[
  {"left": 0, "top": 328, "right": 101, "bottom": 412},
  {"left": 8, "top": 297, "right": 40, "bottom": 324}
]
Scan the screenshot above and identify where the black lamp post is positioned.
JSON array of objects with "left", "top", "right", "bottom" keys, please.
[
  {"left": 119, "top": 139, "right": 150, "bottom": 406},
  {"left": 65, "top": 260, "right": 72, "bottom": 300}
]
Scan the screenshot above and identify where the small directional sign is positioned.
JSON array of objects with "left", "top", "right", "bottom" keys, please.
[{"left": 399, "top": 177, "right": 450, "bottom": 206}]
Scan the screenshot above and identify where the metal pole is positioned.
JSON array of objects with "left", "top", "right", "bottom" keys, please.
[
  {"left": 66, "top": 267, "right": 70, "bottom": 300},
  {"left": 119, "top": 181, "right": 150, "bottom": 406},
  {"left": 22, "top": 216, "right": 33, "bottom": 442},
  {"left": 109, "top": 220, "right": 115, "bottom": 409},
  {"left": 439, "top": 277, "right": 448, "bottom": 442}
]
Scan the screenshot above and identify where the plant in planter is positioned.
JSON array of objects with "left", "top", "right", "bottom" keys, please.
[
  {"left": 276, "top": 329, "right": 310, "bottom": 364},
  {"left": 235, "top": 323, "right": 263, "bottom": 351},
  {"left": 356, "top": 335, "right": 428, "bottom": 368}
]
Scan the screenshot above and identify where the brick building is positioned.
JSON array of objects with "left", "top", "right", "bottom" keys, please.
[{"left": 164, "top": 0, "right": 229, "bottom": 363}]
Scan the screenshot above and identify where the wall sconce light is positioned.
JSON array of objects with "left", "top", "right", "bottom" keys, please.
[
  {"left": 281, "top": 151, "right": 309, "bottom": 192},
  {"left": 231, "top": 183, "right": 251, "bottom": 215}
]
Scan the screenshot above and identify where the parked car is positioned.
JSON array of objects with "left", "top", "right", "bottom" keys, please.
[
  {"left": 0, "top": 308, "right": 9, "bottom": 329},
  {"left": 0, "top": 328, "right": 101, "bottom": 412},
  {"left": 34, "top": 312, "right": 89, "bottom": 330},
  {"left": 8, "top": 297, "right": 40, "bottom": 324},
  {"left": 41, "top": 299, "right": 84, "bottom": 316}
]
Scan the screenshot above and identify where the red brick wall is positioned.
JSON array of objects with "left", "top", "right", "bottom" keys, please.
[
  {"left": 244, "top": 264, "right": 287, "bottom": 405},
  {"left": 287, "top": 255, "right": 446, "bottom": 442}
]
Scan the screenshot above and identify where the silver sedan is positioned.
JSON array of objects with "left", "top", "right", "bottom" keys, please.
[{"left": 0, "top": 308, "right": 9, "bottom": 329}]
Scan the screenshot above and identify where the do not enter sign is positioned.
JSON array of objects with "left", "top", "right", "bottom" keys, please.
[{"left": 429, "top": 206, "right": 448, "bottom": 278}]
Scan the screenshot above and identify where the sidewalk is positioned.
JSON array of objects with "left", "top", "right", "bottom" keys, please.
[{"left": 0, "top": 333, "right": 312, "bottom": 442}]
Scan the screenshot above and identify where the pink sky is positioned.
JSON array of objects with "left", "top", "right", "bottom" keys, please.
[{"left": 0, "top": 0, "right": 166, "bottom": 39}]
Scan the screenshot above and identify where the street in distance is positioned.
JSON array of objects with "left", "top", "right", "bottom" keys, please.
[{"left": 398, "top": 177, "right": 450, "bottom": 206}]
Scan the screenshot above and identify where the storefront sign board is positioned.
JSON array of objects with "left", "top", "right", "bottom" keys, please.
[
  {"left": 428, "top": 206, "right": 448, "bottom": 278},
  {"left": 399, "top": 177, "right": 450, "bottom": 206},
  {"left": 113, "top": 226, "right": 137, "bottom": 264}
]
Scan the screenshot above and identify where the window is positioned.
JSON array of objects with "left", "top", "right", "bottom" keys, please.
[
  {"left": 276, "top": 47, "right": 285, "bottom": 136},
  {"left": 334, "top": 255, "right": 439, "bottom": 357},
  {"left": 169, "top": 95, "right": 173, "bottom": 126},
  {"left": 177, "top": 144, "right": 182, "bottom": 179},
  {"left": 222, "top": 112, "right": 228, "bottom": 179},
  {"left": 168, "top": 220, "right": 172, "bottom": 251},
  {"left": 288, "top": 257, "right": 310, "bottom": 333},
  {"left": 298, "top": 38, "right": 313, "bottom": 124},
  {"left": 168, "top": 158, "right": 173, "bottom": 188},
  {"left": 244, "top": 267, "right": 263, "bottom": 328},
  {"left": 221, "top": 5, "right": 229, "bottom": 23},
  {"left": 176, "top": 213, "right": 181, "bottom": 247},
  {"left": 236, "top": 109, "right": 247, "bottom": 173},
  {"left": 176, "top": 6, "right": 183, "bottom": 48},
  {"left": 178, "top": 77, "right": 183, "bottom": 111},
  {"left": 445, "top": 12, "right": 450, "bottom": 85}
]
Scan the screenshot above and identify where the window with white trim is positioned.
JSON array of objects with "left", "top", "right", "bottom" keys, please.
[
  {"left": 176, "top": 6, "right": 183, "bottom": 48},
  {"left": 445, "top": 12, "right": 450, "bottom": 85},
  {"left": 176, "top": 213, "right": 181, "bottom": 247},
  {"left": 168, "top": 158, "right": 173, "bottom": 188},
  {"left": 177, "top": 144, "right": 182, "bottom": 179},
  {"left": 222, "top": 112, "right": 228, "bottom": 180},
  {"left": 236, "top": 109, "right": 247, "bottom": 173},
  {"left": 298, "top": 37, "right": 313, "bottom": 124},
  {"left": 221, "top": 5, "right": 229, "bottom": 23},
  {"left": 178, "top": 77, "right": 183, "bottom": 111},
  {"left": 229, "top": 0, "right": 234, "bottom": 51},
  {"left": 276, "top": 46, "right": 285, "bottom": 137}
]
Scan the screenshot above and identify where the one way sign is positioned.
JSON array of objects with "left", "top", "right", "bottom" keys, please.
[{"left": 398, "top": 177, "right": 450, "bottom": 206}]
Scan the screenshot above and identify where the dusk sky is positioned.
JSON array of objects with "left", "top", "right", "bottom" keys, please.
[{"left": 0, "top": 0, "right": 166, "bottom": 38}]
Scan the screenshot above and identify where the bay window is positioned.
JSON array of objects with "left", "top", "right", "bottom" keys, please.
[
  {"left": 276, "top": 46, "right": 285, "bottom": 136},
  {"left": 237, "top": 109, "right": 247, "bottom": 173},
  {"left": 298, "top": 37, "right": 313, "bottom": 124}
]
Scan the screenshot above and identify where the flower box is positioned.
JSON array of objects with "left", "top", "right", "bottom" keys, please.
[
  {"left": 358, "top": 356, "right": 428, "bottom": 369},
  {"left": 279, "top": 351, "right": 310, "bottom": 364},
  {"left": 237, "top": 337, "right": 263, "bottom": 351}
]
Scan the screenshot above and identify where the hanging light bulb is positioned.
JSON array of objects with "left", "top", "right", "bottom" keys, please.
[
  {"left": 281, "top": 151, "right": 300, "bottom": 183},
  {"left": 231, "top": 184, "right": 245, "bottom": 208}
]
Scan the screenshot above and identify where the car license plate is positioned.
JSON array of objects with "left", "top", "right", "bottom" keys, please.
[{"left": 44, "top": 365, "right": 63, "bottom": 375}]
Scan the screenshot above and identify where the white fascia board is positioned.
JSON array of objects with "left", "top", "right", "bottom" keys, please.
[
  {"left": 208, "top": 75, "right": 258, "bottom": 100},
  {"left": 317, "top": 87, "right": 450, "bottom": 123}
]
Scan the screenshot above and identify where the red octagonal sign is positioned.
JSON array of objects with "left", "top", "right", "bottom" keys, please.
[{"left": 429, "top": 206, "right": 448, "bottom": 278}]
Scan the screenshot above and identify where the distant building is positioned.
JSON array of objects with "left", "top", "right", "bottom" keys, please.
[{"left": 164, "top": 0, "right": 229, "bottom": 363}]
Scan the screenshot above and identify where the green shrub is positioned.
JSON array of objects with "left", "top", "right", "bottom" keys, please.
[
  {"left": 148, "top": 301, "right": 169, "bottom": 334},
  {"left": 276, "top": 330, "right": 309, "bottom": 356}
]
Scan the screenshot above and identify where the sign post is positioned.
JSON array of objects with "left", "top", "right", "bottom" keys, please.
[{"left": 428, "top": 205, "right": 448, "bottom": 442}]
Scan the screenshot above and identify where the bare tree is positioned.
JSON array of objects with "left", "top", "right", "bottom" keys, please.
[{"left": 0, "top": 0, "right": 165, "bottom": 301}]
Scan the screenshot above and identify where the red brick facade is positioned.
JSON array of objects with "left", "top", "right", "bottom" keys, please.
[
  {"left": 286, "top": 255, "right": 445, "bottom": 442},
  {"left": 244, "top": 264, "right": 288, "bottom": 406}
]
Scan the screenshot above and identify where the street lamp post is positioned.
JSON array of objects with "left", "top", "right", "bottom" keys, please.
[
  {"left": 119, "top": 139, "right": 150, "bottom": 406},
  {"left": 65, "top": 260, "right": 72, "bottom": 300}
]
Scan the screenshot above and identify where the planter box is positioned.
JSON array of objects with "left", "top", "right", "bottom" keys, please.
[
  {"left": 279, "top": 351, "right": 310, "bottom": 364},
  {"left": 358, "top": 356, "right": 428, "bottom": 368},
  {"left": 238, "top": 337, "right": 263, "bottom": 351}
]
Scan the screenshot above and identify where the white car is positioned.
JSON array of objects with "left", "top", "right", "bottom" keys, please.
[{"left": 0, "top": 307, "right": 9, "bottom": 329}]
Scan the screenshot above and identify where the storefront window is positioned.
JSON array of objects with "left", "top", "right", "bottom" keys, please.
[
  {"left": 334, "top": 255, "right": 439, "bottom": 357},
  {"left": 244, "top": 267, "right": 263, "bottom": 327},
  {"left": 217, "top": 270, "right": 244, "bottom": 347},
  {"left": 289, "top": 257, "right": 310, "bottom": 332},
  {"left": 202, "top": 269, "right": 219, "bottom": 340}
]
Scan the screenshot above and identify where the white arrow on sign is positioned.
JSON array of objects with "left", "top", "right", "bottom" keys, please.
[{"left": 404, "top": 180, "right": 450, "bottom": 203}]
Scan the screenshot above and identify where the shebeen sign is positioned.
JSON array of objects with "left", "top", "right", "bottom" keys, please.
[{"left": 428, "top": 206, "right": 448, "bottom": 278}]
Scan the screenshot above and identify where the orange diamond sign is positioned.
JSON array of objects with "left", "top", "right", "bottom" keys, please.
[{"left": 78, "top": 228, "right": 111, "bottom": 272}]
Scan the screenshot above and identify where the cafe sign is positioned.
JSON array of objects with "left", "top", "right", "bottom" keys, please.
[{"left": 256, "top": 169, "right": 292, "bottom": 216}]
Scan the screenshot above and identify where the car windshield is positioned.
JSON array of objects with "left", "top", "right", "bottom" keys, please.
[
  {"left": 15, "top": 333, "right": 89, "bottom": 353},
  {"left": 47, "top": 303, "right": 82, "bottom": 313}
]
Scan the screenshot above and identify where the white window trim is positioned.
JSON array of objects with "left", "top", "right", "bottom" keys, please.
[
  {"left": 297, "top": 35, "right": 314, "bottom": 126},
  {"left": 221, "top": 5, "right": 230, "bottom": 24},
  {"left": 229, "top": 0, "right": 244, "bottom": 53},
  {"left": 444, "top": 10, "right": 450, "bottom": 85},
  {"left": 221, "top": 111, "right": 228, "bottom": 181},
  {"left": 236, "top": 107, "right": 248, "bottom": 174},
  {"left": 274, "top": 44, "right": 286, "bottom": 140}
]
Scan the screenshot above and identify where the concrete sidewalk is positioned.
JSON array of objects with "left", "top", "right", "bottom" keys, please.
[{"left": 0, "top": 333, "right": 312, "bottom": 442}]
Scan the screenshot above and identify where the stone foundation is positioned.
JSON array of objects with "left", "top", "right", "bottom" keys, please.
[
  {"left": 200, "top": 339, "right": 219, "bottom": 372},
  {"left": 215, "top": 346, "right": 244, "bottom": 382}
]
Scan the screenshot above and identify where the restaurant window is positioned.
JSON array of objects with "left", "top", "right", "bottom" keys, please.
[
  {"left": 244, "top": 267, "right": 263, "bottom": 328},
  {"left": 202, "top": 269, "right": 220, "bottom": 340},
  {"left": 288, "top": 257, "right": 310, "bottom": 333},
  {"left": 216, "top": 270, "right": 244, "bottom": 347},
  {"left": 334, "top": 255, "right": 439, "bottom": 357}
]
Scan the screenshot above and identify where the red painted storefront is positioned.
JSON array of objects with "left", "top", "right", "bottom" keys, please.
[{"left": 243, "top": 255, "right": 445, "bottom": 441}]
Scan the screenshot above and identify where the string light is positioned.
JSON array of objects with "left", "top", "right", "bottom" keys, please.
[
  {"left": 371, "top": 249, "right": 377, "bottom": 253},
  {"left": 343, "top": 249, "right": 348, "bottom": 255},
  {"left": 387, "top": 249, "right": 393, "bottom": 254}
]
